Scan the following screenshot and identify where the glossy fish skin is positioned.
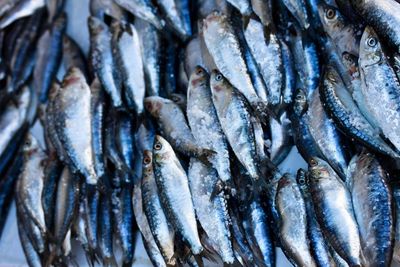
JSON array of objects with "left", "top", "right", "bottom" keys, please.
[
  {"left": 276, "top": 173, "right": 316, "bottom": 267},
  {"left": 62, "top": 35, "right": 89, "bottom": 81},
  {"left": 163, "top": 41, "right": 178, "bottom": 96},
  {"left": 210, "top": 71, "right": 261, "bottom": 185},
  {"left": 132, "top": 181, "right": 166, "bottom": 267},
  {"left": 157, "top": 0, "right": 191, "bottom": 40},
  {"left": 113, "top": 184, "right": 135, "bottom": 266},
  {"left": 351, "top": 0, "right": 400, "bottom": 51},
  {"left": 45, "top": 0, "right": 64, "bottom": 22},
  {"left": 72, "top": 200, "right": 92, "bottom": 262},
  {"left": 227, "top": 0, "right": 252, "bottom": 16},
  {"left": 347, "top": 151, "right": 394, "bottom": 267},
  {"left": 187, "top": 66, "right": 232, "bottom": 185},
  {"left": 135, "top": 118, "right": 156, "bottom": 153},
  {"left": 115, "top": 111, "right": 136, "bottom": 173},
  {"left": 280, "top": 40, "right": 296, "bottom": 104},
  {"left": 153, "top": 135, "right": 203, "bottom": 255},
  {"left": 98, "top": 188, "right": 117, "bottom": 266},
  {"left": 145, "top": 96, "right": 213, "bottom": 161},
  {"left": 203, "top": 12, "right": 268, "bottom": 118},
  {"left": 392, "top": 53, "right": 400, "bottom": 81},
  {"left": 296, "top": 169, "right": 336, "bottom": 267},
  {"left": 34, "top": 13, "right": 66, "bottom": 103},
  {"left": 269, "top": 112, "right": 293, "bottom": 165},
  {"left": 17, "top": 211, "right": 42, "bottom": 267},
  {"left": 0, "top": 0, "right": 45, "bottom": 29},
  {"left": 251, "top": 0, "right": 273, "bottom": 27},
  {"left": 89, "top": 0, "right": 127, "bottom": 21},
  {"left": 114, "top": 0, "right": 163, "bottom": 30},
  {"left": 141, "top": 151, "right": 175, "bottom": 265},
  {"left": 188, "top": 158, "right": 235, "bottom": 264},
  {"left": 303, "top": 37, "right": 320, "bottom": 99},
  {"left": 41, "top": 153, "right": 62, "bottom": 233},
  {"left": 0, "top": 153, "right": 22, "bottom": 238},
  {"left": 307, "top": 89, "right": 349, "bottom": 180},
  {"left": 53, "top": 68, "right": 98, "bottom": 184},
  {"left": 88, "top": 16, "right": 122, "bottom": 108},
  {"left": 0, "top": 85, "right": 31, "bottom": 171},
  {"left": 0, "top": 0, "right": 17, "bottom": 18},
  {"left": 358, "top": 27, "right": 400, "bottom": 152},
  {"left": 282, "top": 0, "right": 310, "bottom": 29},
  {"left": 111, "top": 22, "right": 145, "bottom": 116},
  {"left": 321, "top": 66, "right": 399, "bottom": 159},
  {"left": 90, "top": 77, "right": 105, "bottom": 179},
  {"left": 308, "top": 157, "right": 362, "bottom": 267},
  {"left": 317, "top": 2, "right": 361, "bottom": 57},
  {"left": 17, "top": 134, "right": 47, "bottom": 235},
  {"left": 244, "top": 19, "right": 283, "bottom": 105},
  {"left": 136, "top": 18, "right": 162, "bottom": 96},
  {"left": 83, "top": 184, "right": 100, "bottom": 257}
]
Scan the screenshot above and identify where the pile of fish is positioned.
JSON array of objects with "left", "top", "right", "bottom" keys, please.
[{"left": 1, "top": 0, "right": 400, "bottom": 266}]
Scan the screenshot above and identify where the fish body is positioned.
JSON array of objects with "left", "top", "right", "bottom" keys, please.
[
  {"left": 114, "top": 0, "right": 163, "bottom": 29},
  {"left": 0, "top": 0, "right": 45, "bottom": 29}
]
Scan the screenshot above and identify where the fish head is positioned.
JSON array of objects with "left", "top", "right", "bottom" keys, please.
[
  {"left": 317, "top": 3, "right": 344, "bottom": 34},
  {"left": 293, "top": 89, "right": 308, "bottom": 115},
  {"left": 169, "top": 93, "right": 187, "bottom": 110},
  {"left": 296, "top": 168, "right": 309, "bottom": 192},
  {"left": 323, "top": 65, "right": 343, "bottom": 89},
  {"left": 188, "top": 66, "right": 209, "bottom": 95},
  {"left": 142, "top": 150, "right": 153, "bottom": 176},
  {"left": 88, "top": 16, "right": 107, "bottom": 35},
  {"left": 22, "top": 133, "right": 41, "bottom": 156},
  {"left": 62, "top": 67, "right": 87, "bottom": 88},
  {"left": 203, "top": 11, "right": 226, "bottom": 33},
  {"left": 153, "top": 135, "right": 174, "bottom": 162},
  {"left": 210, "top": 70, "right": 234, "bottom": 104},
  {"left": 278, "top": 173, "right": 295, "bottom": 189},
  {"left": 144, "top": 96, "right": 167, "bottom": 118},
  {"left": 359, "top": 26, "right": 383, "bottom": 67},
  {"left": 308, "top": 157, "right": 332, "bottom": 180}
]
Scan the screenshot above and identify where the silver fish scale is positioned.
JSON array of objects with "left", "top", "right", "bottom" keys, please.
[
  {"left": 187, "top": 76, "right": 231, "bottom": 183},
  {"left": 188, "top": 158, "right": 235, "bottom": 264}
]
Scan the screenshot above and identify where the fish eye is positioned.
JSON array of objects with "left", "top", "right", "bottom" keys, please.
[
  {"left": 215, "top": 73, "right": 223, "bottom": 81},
  {"left": 325, "top": 8, "right": 336, "bottom": 20},
  {"left": 309, "top": 158, "right": 318, "bottom": 166},
  {"left": 172, "top": 96, "right": 179, "bottom": 102},
  {"left": 154, "top": 142, "right": 162, "bottom": 150},
  {"left": 196, "top": 68, "right": 203, "bottom": 75},
  {"left": 143, "top": 156, "right": 151, "bottom": 164},
  {"left": 393, "top": 65, "right": 400, "bottom": 72},
  {"left": 299, "top": 178, "right": 305, "bottom": 185},
  {"left": 367, "top": 37, "right": 377, "bottom": 47}
]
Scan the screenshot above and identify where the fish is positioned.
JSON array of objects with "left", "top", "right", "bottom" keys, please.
[
  {"left": 393, "top": 183, "right": 400, "bottom": 264},
  {"left": 83, "top": 184, "right": 100, "bottom": 260},
  {"left": 351, "top": 0, "right": 400, "bottom": 51},
  {"left": 33, "top": 13, "right": 66, "bottom": 103},
  {"left": 296, "top": 169, "right": 336, "bottom": 267},
  {"left": 135, "top": 18, "right": 162, "bottom": 96},
  {"left": 308, "top": 157, "right": 362, "bottom": 266},
  {"left": 0, "top": 0, "right": 45, "bottom": 29},
  {"left": 244, "top": 19, "right": 283, "bottom": 105},
  {"left": 17, "top": 134, "right": 47, "bottom": 235},
  {"left": 145, "top": 96, "right": 215, "bottom": 162},
  {"left": 280, "top": 39, "right": 296, "bottom": 104},
  {"left": 114, "top": 111, "right": 136, "bottom": 174},
  {"left": 0, "top": 0, "right": 18, "bottom": 18},
  {"left": 114, "top": 0, "right": 164, "bottom": 29},
  {"left": 320, "top": 65, "right": 400, "bottom": 159},
  {"left": 89, "top": 0, "right": 127, "bottom": 21},
  {"left": 169, "top": 93, "right": 186, "bottom": 111},
  {"left": 203, "top": 11, "right": 269, "bottom": 119},
  {"left": 152, "top": 135, "right": 203, "bottom": 255},
  {"left": 186, "top": 66, "right": 232, "bottom": 189},
  {"left": 141, "top": 150, "right": 175, "bottom": 265},
  {"left": 276, "top": 173, "right": 317, "bottom": 267},
  {"left": 45, "top": 0, "right": 64, "bottom": 22},
  {"left": 251, "top": 0, "right": 273, "bottom": 27},
  {"left": 88, "top": 16, "right": 122, "bottom": 108},
  {"left": 53, "top": 67, "right": 97, "bottom": 184},
  {"left": 111, "top": 21, "right": 145, "bottom": 116},
  {"left": 188, "top": 158, "right": 235, "bottom": 263},
  {"left": 358, "top": 26, "right": 400, "bottom": 152},
  {"left": 227, "top": 0, "right": 252, "bottom": 16},
  {"left": 17, "top": 210, "right": 42, "bottom": 267},
  {"left": 269, "top": 112, "right": 293, "bottom": 165},
  {"left": 210, "top": 70, "right": 262, "bottom": 187},
  {"left": 132, "top": 180, "right": 167, "bottom": 267},
  {"left": 347, "top": 151, "right": 394, "bottom": 267}
]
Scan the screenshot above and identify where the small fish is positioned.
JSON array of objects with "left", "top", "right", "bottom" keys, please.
[
  {"left": 308, "top": 157, "right": 362, "bottom": 267},
  {"left": 210, "top": 71, "right": 262, "bottom": 187},
  {"left": 276, "top": 173, "right": 316, "bottom": 267},
  {"left": 88, "top": 16, "right": 122, "bottom": 108},
  {"left": 269, "top": 112, "right": 293, "bottom": 165},
  {"left": 45, "top": 0, "right": 64, "bottom": 23},
  {"left": 153, "top": 135, "right": 203, "bottom": 255},
  {"left": 114, "top": 111, "right": 136, "bottom": 173},
  {"left": 280, "top": 39, "right": 296, "bottom": 104},
  {"left": 281, "top": 0, "right": 310, "bottom": 29},
  {"left": 251, "top": 0, "right": 273, "bottom": 27},
  {"left": 17, "top": 210, "right": 42, "bottom": 267},
  {"left": 347, "top": 151, "right": 394, "bottom": 267},
  {"left": 33, "top": 13, "right": 66, "bottom": 103},
  {"left": 142, "top": 151, "right": 175, "bottom": 265},
  {"left": 135, "top": 18, "right": 162, "bottom": 96},
  {"left": 90, "top": 0, "right": 127, "bottom": 21},
  {"left": 227, "top": 0, "right": 252, "bottom": 16},
  {"left": 111, "top": 22, "right": 145, "bottom": 116},
  {"left": 53, "top": 68, "right": 97, "bottom": 184},
  {"left": 62, "top": 35, "right": 89, "bottom": 81},
  {"left": 145, "top": 96, "right": 214, "bottom": 162},
  {"left": 156, "top": 0, "right": 191, "bottom": 40}
]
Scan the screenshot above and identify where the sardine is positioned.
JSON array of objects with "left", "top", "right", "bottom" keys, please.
[
  {"left": 269, "top": 112, "right": 293, "bottom": 165},
  {"left": 251, "top": 0, "right": 273, "bottom": 27},
  {"left": 347, "top": 151, "right": 394, "bottom": 267},
  {"left": 17, "top": 210, "right": 42, "bottom": 267},
  {"left": 114, "top": 0, "right": 164, "bottom": 29},
  {"left": 280, "top": 40, "right": 296, "bottom": 104},
  {"left": 0, "top": 0, "right": 45, "bottom": 29},
  {"left": 62, "top": 35, "right": 89, "bottom": 81},
  {"left": 153, "top": 135, "right": 202, "bottom": 254},
  {"left": 308, "top": 157, "right": 362, "bottom": 266},
  {"left": 227, "top": 0, "right": 252, "bottom": 16},
  {"left": 156, "top": 0, "right": 191, "bottom": 40},
  {"left": 90, "top": 0, "right": 127, "bottom": 21},
  {"left": 281, "top": 0, "right": 310, "bottom": 29}
]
